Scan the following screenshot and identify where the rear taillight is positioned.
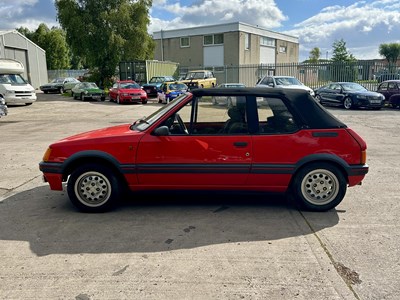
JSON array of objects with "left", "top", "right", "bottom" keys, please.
[{"left": 347, "top": 128, "right": 367, "bottom": 164}]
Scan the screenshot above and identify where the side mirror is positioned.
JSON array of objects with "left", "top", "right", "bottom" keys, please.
[{"left": 153, "top": 126, "right": 170, "bottom": 136}]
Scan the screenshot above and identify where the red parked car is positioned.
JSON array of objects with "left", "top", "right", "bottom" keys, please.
[
  {"left": 376, "top": 80, "right": 400, "bottom": 108},
  {"left": 39, "top": 87, "right": 369, "bottom": 213},
  {"left": 108, "top": 80, "right": 148, "bottom": 104}
]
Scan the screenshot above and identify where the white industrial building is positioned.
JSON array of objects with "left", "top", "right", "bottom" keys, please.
[{"left": 0, "top": 30, "right": 48, "bottom": 89}]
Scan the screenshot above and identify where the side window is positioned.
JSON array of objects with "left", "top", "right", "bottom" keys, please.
[
  {"left": 388, "top": 83, "right": 396, "bottom": 91},
  {"left": 164, "top": 96, "right": 248, "bottom": 135},
  {"left": 257, "top": 97, "right": 298, "bottom": 134},
  {"left": 379, "top": 83, "right": 388, "bottom": 91}
]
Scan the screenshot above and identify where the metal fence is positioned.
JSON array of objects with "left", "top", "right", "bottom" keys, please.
[
  {"left": 48, "top": 60, "right": 400, "bottom": 91},
  {"left": 179, "top": 60, "right": 400, "bottom": 91}
]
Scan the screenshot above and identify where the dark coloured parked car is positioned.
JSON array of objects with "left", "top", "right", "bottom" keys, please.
[
  {"left": 142, "top": 76, "right": 176, "bottom": 98},
  {"left": 376, "top": 80, "right": 400, "bottom": 108},
  {"left": 39, "top": 87, "right": 368, "bottom": 213},
  {"left": 314, "top": 82, "right": 385, "bottom": 109},
  {"left": 40, "top": 77, "right": 80, "bottom": 94}
]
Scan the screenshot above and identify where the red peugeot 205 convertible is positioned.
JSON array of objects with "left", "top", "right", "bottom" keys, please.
[{"left": 39, "top": 87, "right": 368, "bottom": 213}]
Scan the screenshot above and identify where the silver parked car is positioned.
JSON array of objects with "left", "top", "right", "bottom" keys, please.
[
  {"left": 212, "top": 83, "right": 246, "bottom": 105},
  {"left": 0, "top": 96, "right": 8, "bottom": 118}
]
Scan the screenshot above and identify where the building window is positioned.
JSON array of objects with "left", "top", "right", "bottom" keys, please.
[
  {"left": 214, "top": 34, "right": 223, "bottom": 44},
  {"left": 204, "top": 34, "right": 224, "bottom": 45},
  {"left": 245, "top": 33, "right": 250, "bottom": 50},
  {"left": 180, "top": 37, "right": 190, "bottom": 48},
  {"left": 261, "top": 37, "right": 275, "bottom": 47},
  {"left": 279, "top": 46, "right": 287, "bottom": 53}
]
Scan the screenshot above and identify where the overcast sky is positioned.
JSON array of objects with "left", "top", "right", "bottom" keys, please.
[{"left": 0, "top": 0, "right": 399, "bottom": 61}]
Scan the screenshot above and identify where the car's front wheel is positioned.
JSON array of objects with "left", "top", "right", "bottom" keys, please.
[
  {"left": 291, "top": 162, "right": 347, "bottom": 211},
  {"left": 67, "top": 164, "right": 122, "bottom": 213},
  {"left": 343, "top": 97, "right": 353, "bottom": 109}
]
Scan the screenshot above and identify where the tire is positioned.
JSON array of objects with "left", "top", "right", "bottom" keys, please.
[
  {"left": 101, "top": 96, "right": 105, "bottom": 101},
  {"left": 72, "top": 92, "right": 77, "bottom": 99},
  {"left": 80, "top": 93, "right": 84, "bottom": 101},
  {"left": 291, "top": 162, "right": 347, "bottom": 212},
  {"left": 343, "top": 97, "right": 353, "bottom": 109},
  {"left": 315, "top": 94, "right": 322, "bottom": 103},
  {"left": 59, "top": 87, "right": 64, "bottom": 94},
  {"left": 117, "top": 95, "right": 120, "bottom": 104},
  {"left": 67, "top": 164, "right": 122, "bottom": 213},
  {"left": 142, "top": 99, "right": 148, "bottom": 104}
]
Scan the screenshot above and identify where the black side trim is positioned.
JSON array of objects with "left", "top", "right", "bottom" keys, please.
[{"left": 39, "top": 161, "right": 63, "bottom": 173}]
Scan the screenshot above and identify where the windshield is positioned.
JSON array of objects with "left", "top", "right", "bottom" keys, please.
[
  {"left": 275, "top": 77, "right": 302, "bottom": 86},
  {"left": 169, "top": 83, "right": 187, "bottom": 90},
  {"left": 341, "top": 83, "right": 367, "bottom": 92},
  {"left": 185, "top": 72, "right": 204, "bottom": 80},
  {"left": 0, "top": 74, "right": 28, "bottom": 84},
  {"left": 120, "top": 82, "right": 140, "bottom": 89},
  {"left": 131, "top": 93, "right": 190, "bottom": 131}
]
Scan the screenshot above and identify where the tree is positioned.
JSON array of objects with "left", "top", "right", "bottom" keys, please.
[
  {"left": 330, "top": 39, "right": 357, "bottom": 82},
  {"left": 379, "top": 43, "right": 400, "bottom": 74},
  {"left": 309, "top": 47, "right": 321, "bottom": 63},
  {"left": 331, "top": 39, "right": 356, "bottom": 62},
  {"left": 17, "top": 24, "right": 71, "bottom": 70},
  {"left": 55, "top": 0, "right": 155, "bottom": 87}
]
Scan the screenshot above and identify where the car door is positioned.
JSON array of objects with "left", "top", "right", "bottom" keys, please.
[
  {"left": 248, "top": 96, "right": 300, "bottom": 190},
  {"left": 136, "top": 96, "right": 252, "bottom": 187}
]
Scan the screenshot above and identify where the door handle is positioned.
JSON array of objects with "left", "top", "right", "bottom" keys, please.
[{"left": 233, "top": 142, "right": 248, "bottom": 147}]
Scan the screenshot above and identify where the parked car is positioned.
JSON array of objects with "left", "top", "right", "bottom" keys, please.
[
  {"left": 181, "top": 70, "right": 217, "bottom": 90},
  {"left": 377, "top": 73, "right": 400, "bottom": 83},
  {"left": 315, "top": 82, "right": 385, "bottom": 110},
  {"left": 157, "top": 81, "right": 188, "bottom": 104},
  {"left": 376, "top": 80, "right": 400, "bottom": 108},
  {"left": 40, "top": 77, "right": 80, "bottom": 94},
  {"left": 212, "top": 83, "right": 246, "bottom": 105},
  {"left": 71, "top": 82, "right": 106, "bottom": 101},
  {"left": 0, "top": 96, "right": 8, "bottom": 118},
  {"left": 39, "top": 87, "right": 369, "bottom": 213},
  {"left": 142, "top": 76, "right": 176, "bottom": 98},
  {"left": 63, "top": 78, "right": 81, "bottom": 93},
  {"left": 108, "top": 80, "right": 148, "bottom": 104},
  {"left": 256, "top": 75, "right": 315, "bottom": 97}
]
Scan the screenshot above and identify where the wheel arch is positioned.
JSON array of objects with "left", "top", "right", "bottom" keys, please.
[
  {"left": 61, "top": 151, "right": 127, "bottom": 185},
  {"left": 289, "top": 154, "right": 350, "bottom": 188}
]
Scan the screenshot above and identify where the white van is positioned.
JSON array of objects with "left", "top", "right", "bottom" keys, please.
[{"left": 0, "top": 59, "right": 37, "bottom": 105}]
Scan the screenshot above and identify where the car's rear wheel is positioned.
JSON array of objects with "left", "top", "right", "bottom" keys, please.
[
  {"left": 67, "top": 164, "right": 122, "bottom": 213},
  {"left": 343, "top": 97, "right": 353, "bottom": 109},
  {"left": 291, "top": 162, "right": 347, "bottom": 211}
]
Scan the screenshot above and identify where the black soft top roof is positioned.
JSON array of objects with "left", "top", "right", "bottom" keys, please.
[{"left": 191, "top": 87, "right": 346, "bottom": 129}]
